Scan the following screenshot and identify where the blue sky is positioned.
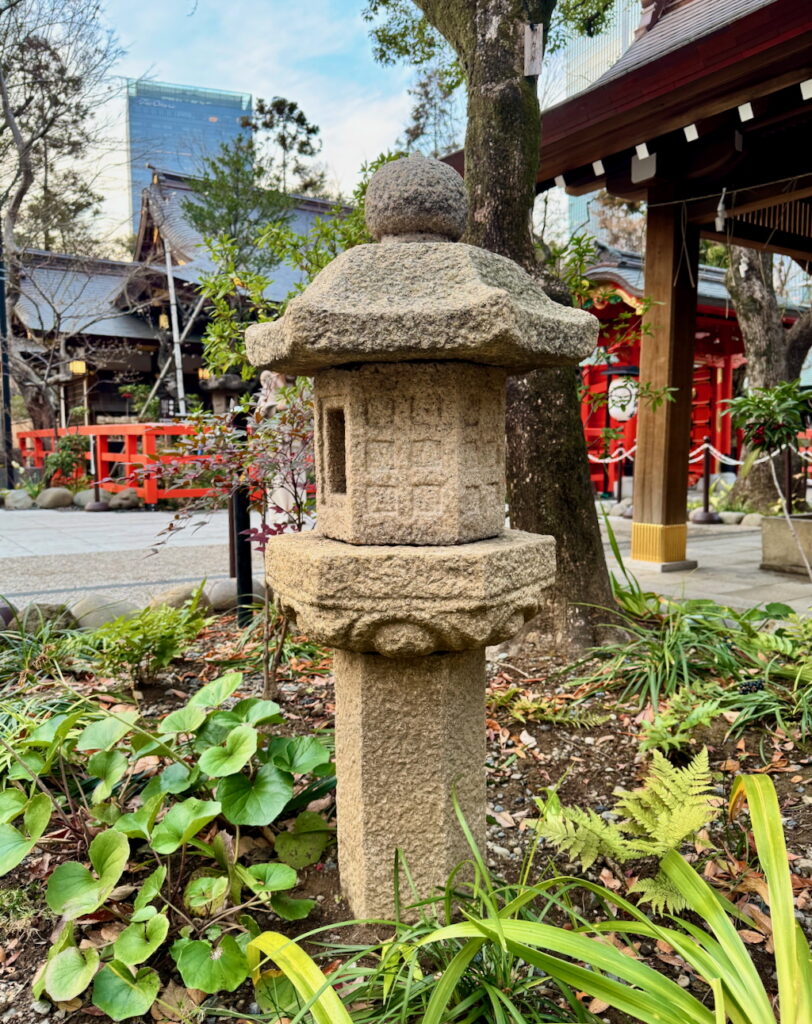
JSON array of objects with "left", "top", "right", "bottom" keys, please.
[{"left": 97, "top": 0, "right": 414, "bottom": 236}]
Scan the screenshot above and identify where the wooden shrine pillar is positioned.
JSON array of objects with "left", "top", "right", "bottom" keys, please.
[{"left": 630, "top": 201, "right": 699, "bottom": 570}]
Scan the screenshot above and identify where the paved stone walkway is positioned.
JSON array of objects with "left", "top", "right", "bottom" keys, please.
[
  {"left": 0, "top": 508, "right": 809, "bottom": 614},
  {"left": 0, "top": 508, "right": 263, "bottom": 607},
  {"left": 602, "top": 516, "right": 811, "bottom": 615}
]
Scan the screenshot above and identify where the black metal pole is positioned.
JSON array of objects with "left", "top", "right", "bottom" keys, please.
[
  {"left": 702, "top": 437, "right": 712, "bottom": 514},
  {"left": 232, "top": 410, "right": 253, "bottom": 627},
  {"left": 0, "top": 228, "right": 15, "bottom": 490},
  {"left": 785, "top": 446, "right": 794, "bottom": 515}
]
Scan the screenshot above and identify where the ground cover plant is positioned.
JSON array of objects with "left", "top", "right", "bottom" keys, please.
[
  {"left": 245, "top": 774, "right": 809, "bottom": 1024},
  {"left": 0, "top": 668, "right": 335, "bottom": 1018}
]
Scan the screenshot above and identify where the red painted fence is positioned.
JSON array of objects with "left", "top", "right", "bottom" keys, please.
[{"left": 17, "top": 424, "right": 211, "bottom": 504}]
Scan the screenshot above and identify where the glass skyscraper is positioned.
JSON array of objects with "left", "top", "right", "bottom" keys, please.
[{"left": 126, "top": 80, "right": 252, "bottom": 228}]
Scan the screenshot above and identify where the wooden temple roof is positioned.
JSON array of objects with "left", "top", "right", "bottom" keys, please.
[{"left": 448, "top": 0, "right": 812, "bottom": 265}]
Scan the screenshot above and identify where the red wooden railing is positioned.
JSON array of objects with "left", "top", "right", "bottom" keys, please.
[{"left": 17, "top": 424, "right": 211, "bottom": 504}]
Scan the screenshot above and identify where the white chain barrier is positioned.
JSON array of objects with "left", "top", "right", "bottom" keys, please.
[{"left": 588, "top": 441, "right": 812, "bottom": 466}]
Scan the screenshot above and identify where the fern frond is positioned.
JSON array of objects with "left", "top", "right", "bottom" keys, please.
[
  {"left": 631, "top": 869, "right": 689, "bottom": 915},
  {"left": 535, "top": 807, "right": 634, "bottom": 870}
]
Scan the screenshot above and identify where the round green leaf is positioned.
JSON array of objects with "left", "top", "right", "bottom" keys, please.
[
  {"left": 245, "top": 862, "right": 297, "bottom": 893},
  {"left": 133, "top": 865, "right": 166, "bottom": 913},
  {"left": 232, "top": 698, "right": 283, "bottom": 726},
  {"left": 198, "top": 724, "right": 258, "bottom": 778},
  {"left": 216, "top": 763, "right": 292, "bottom": 826},
  {"left": 171, "top": 935, "right": 249, "bottom": 994},
  {"left": 88, "top": 750, "right": 128, "bottom": 803},
  {"left": 76, "top": 712, "right": 138, "bottom": 752},
  {"left": 46, "top": 830, "right": 129, "bottom": 919},
  {"left": 44, "top": 946, "right": 99, "bottom": 1001},
  {"left": 0, "top": 794, "right": 51, "bottom": 876},
  {"left": 0, "top": 789, "right": 26, "bottom": 824},
  {"left": 92, "top": 961, "right": 160, "bottom": 1021},
  {"left": 267, "top": 736, "right": 330, "bottom": 775},
  {"left": 158, "top": 705, "right": 208, "bottom": 735},
  {"left": 150, "top": 798, "right": 221, "bottom": 854},
  {"left": 270, "top": 892, "right": 316, "bottom": 921},
  {"left": 184, "top": 874, "right": 228, "bottom": 913},
  {"left": 114, "top": 913, "right": 169, "bottom": 965},
  {"left": 187, "top": 672, "right": 242, "bottom": 708}
]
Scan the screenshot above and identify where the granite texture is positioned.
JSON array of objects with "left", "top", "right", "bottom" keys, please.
[
  {"left": 314, "top": 362, "right": 506, "bottom": 546},
  {"left": 334, "top": 648, "right": 486, "bottom": 918},
  {"left": 265, "top": 529, "right": 555, "bottom": 656},
  {"left": 364, "top": 153, "right": 467, "bottom": 242},
  {"left": 245, "top": 241, "right": 597, "bottom": 375}
]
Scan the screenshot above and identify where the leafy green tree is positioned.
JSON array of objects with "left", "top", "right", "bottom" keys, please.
[
  {"left": 182, "top": 135, "right": 291, "bottom": 277},
  {"left": 362, "top": 0, "right": 618, "bottom": 648},
  {"left": 241, "top": 96, "right": 325, "bottom": 195}
]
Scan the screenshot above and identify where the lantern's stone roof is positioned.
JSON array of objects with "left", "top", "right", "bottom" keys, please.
[{"left": 246, "top": 154, "right": 597, "bottom": 374}]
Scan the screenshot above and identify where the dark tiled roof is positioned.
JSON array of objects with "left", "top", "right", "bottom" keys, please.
[
  {"left": 583, "top": 0, "right": 780, "bottom": 95},
  {"left": 587, "top": 245, "right": 806, "bottom": 315},
  {"left": 143, "top": 175, "right": 344, "bottom": 302},
  {"left": 16, "top": 253, "right": 157, "bottom": 340}
]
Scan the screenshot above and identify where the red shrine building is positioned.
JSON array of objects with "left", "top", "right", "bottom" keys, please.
[
  {"left": 580, "top": 247, "right": 803, "bottom": 495},
  {"left": 532, "top": 0, "right": 812, "bottom": 569}
]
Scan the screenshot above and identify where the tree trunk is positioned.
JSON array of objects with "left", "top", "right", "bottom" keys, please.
[
  {"left": 727, "top": 247, "right": 808, "bottom": 512},
  {"left": 415, "top": 0, "right": 614, "bottom": 650}
]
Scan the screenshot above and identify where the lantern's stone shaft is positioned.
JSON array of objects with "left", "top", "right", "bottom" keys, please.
[
  {"left": 335, "top": 649, "right": 486, "bottom": 914},
  {"left": 247, "top": 153, "right": 598, "bottom": 918}
]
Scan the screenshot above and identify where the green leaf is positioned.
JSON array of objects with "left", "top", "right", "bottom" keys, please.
[
  {"left": 76, "top": 712, "right": 139, "bottom": 752},
  {"left": 88, "top": 750, "right": 128, "bottom": 803},
  {"left": 188, "top": 672, "right": 243, "bottom": 708},
  {"left": 198, "top": 723, "right": 257, "bottom": 777},
  {"left": 141, "top": 762, "right": 197, "bottom": 799},
  {"left": 0, "top": 790, "right": 26, "bottom": 824},
  {"left": 113, "top": 794, "right": 164, "bottom": 841},
  {"left": 114, "top": 913, "right": 169, "bottom": 965},
  {"left": 0, "top": 793, "right": 52, "bottom": 876},
  {"left": 8, "top": 751, "right": 45, "bottom": 780},
  {"left": 268, "top": 736, "right": 330, "bottom": 775},
  {"left": 133, "top": 865, "right": 166, "bottom": 913},
  {"left": 275, "top": 813, "right": 333, "bottom": 870},
  {"left": 171, "top": 935, "right": 249, "bottom": 994},
  {"left": 247, "top": 931, "right": 352, "bottom": 1024},
  {"left": 184, "top": 874, "right": 229, "bottom": 913},
  {"left": 158, "top": 705, "right": 208, "bottom": 734},
  {"left": 44, "top": 946, "right": 100, "bottom": 1001},
  {"left": 216, "top": 763, "right": 292, "bottom": 826},
  {"left": 243, "top": 862, "right": 297, "bottom": 894},
  {"left": 46, "top": 830, "right": 129, "bottom": 920},
  {"left": 270, "top": 893, "right": 315, "bottom": 921},
  {"left": 232, "top": 698, "right": 283, "bottom": 725},
  {"left": 151, "top": 798, "right": 221, "bottom": 854},
  {"left": 193, "top": 710, "right": 242, "bottom": 752},
  {"left": 34, "top": 923, "right": 75, "bottom": 999},
  {"left": 92, "top": 961, "right": 160, "bottom": 1021}
]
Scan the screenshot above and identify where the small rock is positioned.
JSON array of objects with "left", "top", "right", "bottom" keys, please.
[
  {"left": 108, "top": 487, "right": 142, "bottom": 509},
  {"left": 608, "top": 503, "right": 625, "bottom": 516},
  {"left": 14, "top": 603, "right": 77, "bottom": 631},
  {"left": 30, "top": 1001, "right": 51, "bottom": 1015},
  {"left": 148, "top": 582, "right": 212, "bottom": 612},
  {"left": 72, "top": 488, "right": 113, "bottom": 508},
  {"left": 34, "top": 487, "right": 73, "bottom": 509},
  {"left": 488, "top": 844, "right": 510, "bottom": 858},
  {"left": 69, "top": 593, "right": 139, "bottom": 630},
  {"left": 3, "top": 489, "right": 33, "bottom": 510},
  {"left": 741, "top": 513, "right": 763, "bottom": 528},
  {"left": 205, "top": 577, "right": 266, "bottom": 612}
]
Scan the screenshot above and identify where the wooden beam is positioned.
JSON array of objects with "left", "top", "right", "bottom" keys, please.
[{"left": 631, "top": 201, "right": 699, "bottom": 568}]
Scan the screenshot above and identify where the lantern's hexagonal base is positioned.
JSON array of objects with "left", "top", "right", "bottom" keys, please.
[{"left": 265, "top": 529, "right": 555, "bottom": 656}]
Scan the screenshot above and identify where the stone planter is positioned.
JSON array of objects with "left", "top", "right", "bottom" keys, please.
[
  {"left": 761, "top": 514, "right": 812, "bottom": 577},
  {"left": 719, "top": 511, "right": 745, "bottom": 525}
]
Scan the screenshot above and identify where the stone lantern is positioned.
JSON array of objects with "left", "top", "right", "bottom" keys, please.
[{"left": 246, "top": 154, "right": 597, "bottom": 918}]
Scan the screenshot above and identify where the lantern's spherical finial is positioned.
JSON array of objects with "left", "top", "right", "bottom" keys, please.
[{"left": 364, "top": 153, "right": 467, "bottom": 242}]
